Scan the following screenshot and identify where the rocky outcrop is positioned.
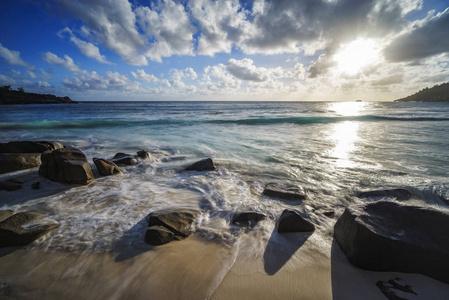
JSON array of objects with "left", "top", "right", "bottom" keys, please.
[
  {"left": 39, "top": 147, "right": 94, "bottom": 185},
  {"left": 356, "top": 188, "right": 412, "bottom": 200},
  {"left": 185, "top": 158, "right": 216, "bottom": 171},
  {"left": 263, "top": 183, "right": 306, "bottom": 201},
  {"left": 334, "top": 201, "right": 449, "bottom": 284},
  {"left": 137, "top": 150, "right": 152, "bottom": 160},
  {"left": 0, "top": 211, "right": 59, "bottom": 247},
  {"left": 111, "top": 153, "right": 138, "bottom": 166},
  {"left": 0, "top": 89, "right": 77, "bottom": 104},
  {"left": 0, "top": 141, "right": 64, "bottom": 174},
  {"left": 93, "top": 158, "right": 122, "bottom": 176},
  {"left": 232, "top": 211, "right": 267, "bottom": 227},
  {"left": 145, "top": 208, "right": 199, "bottom": 245},
  {"left": 277, "top": 209, "right": 315, "bottom": 233}
]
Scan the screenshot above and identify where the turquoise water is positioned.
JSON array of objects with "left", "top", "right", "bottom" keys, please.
[{"left": 1, "top": 101, "right": 448, "bottom": 251}]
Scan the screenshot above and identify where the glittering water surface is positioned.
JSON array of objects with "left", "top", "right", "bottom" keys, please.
[{"left": 1, "top": 101, "right": 448, "bottom": 252}]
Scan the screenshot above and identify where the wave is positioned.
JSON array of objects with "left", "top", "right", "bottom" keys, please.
[{"left": 1, "top": 115, "right": 448, "bottom": 130}]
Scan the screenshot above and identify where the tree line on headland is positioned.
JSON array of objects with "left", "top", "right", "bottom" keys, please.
[
  {"left": 395, "top": 82, "right": 449, "bottom": 102},
  {"left": 0, "top": 85, "right": 77, "bottom": 104}
]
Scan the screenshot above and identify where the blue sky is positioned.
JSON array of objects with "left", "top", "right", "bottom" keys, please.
[{"left": 0, "top": 0, "right": 448, "bottom": 101}]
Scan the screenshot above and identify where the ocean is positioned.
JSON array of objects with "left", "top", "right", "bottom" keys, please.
[{"left": 1, "top": 101, "right": 449, "bottom": 299}]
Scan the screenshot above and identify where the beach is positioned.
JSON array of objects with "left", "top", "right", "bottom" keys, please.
[{"left": 1, "top": 101, "right": 449, "bottom": 299}]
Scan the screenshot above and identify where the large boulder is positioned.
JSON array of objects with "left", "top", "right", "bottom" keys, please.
[
  {"left": 0, "top": 141, "right": 63, "bottom": 153},
  {"left": 277, "top": 209, "right": 315, "bottom": 233},
  {"left": 145, "top": 226, "right": 175, "bottom": 245},
  {"left": 263, "top": 182, "right": 306, "bottom": 201},
  {"left": 39, "top": 147, "right": 94, "bottom": 185},
  {"left": 145, "top": 208, "right": 199, "bottom": 245},
  {"left": 185, "top": 158, "right": 216, "bottom": 171},
  {"left": 93, "top": 158, "right": 122, "bottom": 176},
  {"left": 0, "top": 211, "right": 59, "bottom": 247},
  {"left": 232, "top": 211, "right": 267, "bottom": 227},
  {"left": 356, "top": 188, "right": 412, "bottom": 200},
  {"left": 334, "top": 201, "right": 449, "bottom": 284},
  {"left": 111, "top": 153, "right": 138, "bottom": 165}
]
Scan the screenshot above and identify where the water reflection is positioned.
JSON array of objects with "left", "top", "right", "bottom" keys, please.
[
  {"left": 329, "top": 121, "right": 360, "bottom": 168},
  {"left": 329, "top": 101, "right": 367, "bottom": 116}
]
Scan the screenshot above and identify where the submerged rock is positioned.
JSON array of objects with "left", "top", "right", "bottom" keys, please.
[
  {"left": 0, "top": 211, "right": 59, "bottom": 247},
  {"left": 185, "top": 158, "right": 216, "bottom": 171},
  {"left": 39, "top": 147, "right": 94, "bottom": 185},
  {"left": 93, "top": 158, "right": 122, "bottom": 176},
  {"left": 232, "top": 211, "right": 267, "bottom": 227},
  {"left": 263, "top": 182, "right": 306, "bottom": 201},
  {"left": 356, "top": 188, "right": 412, "bottom": 200},
  {"left": 0, "top": 179, "right": 24, "bottom": 191},
  {"left": 111, "top": 153, "right": 138, "bottom": 165},
  {"left": 145, "top": 208, "right": 199, "bottom": 245},
  {"left": 334, "top": 201, "right": 449, "bottom": 284},
  {"left": 31, "top": 182, "right": 40, "bottom": 190},
  {"left": 277, "top": 209, "right": 315, "bottom": 233}
]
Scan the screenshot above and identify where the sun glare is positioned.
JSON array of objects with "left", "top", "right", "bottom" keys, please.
[{"left": 334, "top": 39, "right": 379, "bottom": 75}]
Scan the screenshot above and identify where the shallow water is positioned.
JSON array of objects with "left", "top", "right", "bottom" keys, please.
[{"left": 1, "top": 101, "right": 449, "bottom": 298}]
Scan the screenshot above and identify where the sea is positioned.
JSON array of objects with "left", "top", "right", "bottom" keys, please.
[{"left": 1, "top": 101, "right": 449, "bottom": 254}]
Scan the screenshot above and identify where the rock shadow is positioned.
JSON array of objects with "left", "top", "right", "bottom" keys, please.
[
  {"left": 263, "top": 228, "right": 311, "bottom": 275},
  {"left": 111, "top": 216, "right": 153, "bottom": 262}
]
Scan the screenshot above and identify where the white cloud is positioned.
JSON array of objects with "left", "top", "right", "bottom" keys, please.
[
  {"left": 55, "top": 0, "right": 147, "bottom": 66},
  {"left": 0, "top": 43, "right": 32, "bottom": 68},
  {"left": 27, "top": 71, "right": 37, "bottom": 79},
  {"left": 58, "top": 27, "right": 113, "bottom": 65},
  {"left": 169, "top": 67, "right": 198, "bottom": 88},
  {"left": 0, "top": 74, "right": 16, "bottom": 85},
  {"left": 62, "top": 71, "right": 140, "bottom": 91},
  {"left": 226, "top": 58, "right": 268, "bottom": 82},
  {"left": 136, "top": 0, "right": 195, "bottom": 62},
  {"left": 131, "top": 69, "right": 159, "bottom": 82},
  {"left": 43, "top": 52, "right": 85, "bottom": 74}
]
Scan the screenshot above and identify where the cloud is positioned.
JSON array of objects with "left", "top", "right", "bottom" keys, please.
[
  {"left": 226, "top": 58, "right": 268, "bottom": 82},
  {"left": 135, "top": 0, "right": 195, "bottom": 62},
  {"left": 0, "top": 74, "right": 16, "bottom": 85},
  {"left": 131, "top": 69, "right": 159, "bottom": 82},
  {"left": 27, "top": 71, "right": 37, "bottom": 79},
  {"left": 384, "top": 8, "right": 449, "bottom": 62},
  {"left": 0, "top": 43, "right": 33, "bottom": 68},
  {"left": 55, "top": 0, "right": 147, "bottom": 65},
  {"left": 58, "top": 27, "right": 113, "bottom": 64},
  {"left": 371, "top": 74, "right": 404, "bottom": 86},
  {"left": 62, "top": 71, "right": 140, "bottom": 91},
  {"left": 169, "top": 67, "right": 198, "bottom": 88},
  {"left": 43, "top": 52, "right": 85, "bottom": 74}
]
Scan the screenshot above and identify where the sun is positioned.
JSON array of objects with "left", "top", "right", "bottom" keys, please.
[{"left": 334, "top": 39, "right": 379, "bottom": 75}]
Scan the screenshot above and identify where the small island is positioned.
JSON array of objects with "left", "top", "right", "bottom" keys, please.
[
  {"left": 395, "top": 82, "right": 449, "bottom": 102},
  {"left": 0, "top": 85, "right": 78, "bottom": 105}
]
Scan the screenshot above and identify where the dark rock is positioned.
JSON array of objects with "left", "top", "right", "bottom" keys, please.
[
  {"left": 93, "top": 158, "right": 122, "bottom": 176},
  {"left": 356, "top": 188, "right": 412, "bottom": 200},
  {"left": 0, "top": 141, "right": 63, "bottom": 153},
  {"left": 334, "top": 201, "right": 449, "bottom": 284},
  {"left": 185, "top": 158, "right": 216, "bottom": 171},
  {"left": 376, "top": 278, "right": 417, "bottom": 300},
  {"left": 323, "top": 210, "right": 335, "bottom": 218},
  {"left": 0, "top": 211, "right": 59, "bottom": 247},
  {"left": 111, "top": 153, "right": 137, "bottom": 165},
  {"left": 0, "top": 210, "right": 14, "bottom": 222},
  {"left": 145, "top": 225, "right": 175, "bottom": 245},
  {"left": 0, "top": 179, "right": 23, "bottom": 191},
  {"left": 277, "top": 209, "right": 315, "bottom": 233},
  {"left": 232, "top": 211, "right": 267, "bottom": 227},
  {"left": 146, "top": 208, "right": 199, "bottom": 238},
  {"left": 0, "top": 153, "right": 42, "bottom": 174},
  {"left": 376, "top": 281, "right": 407, "bottom": 300},
  {"left": 31, "top": 182, "right": 41, "bottom": 190},
  {"left": 39, "top": 147, "right": 94, "bottom": 185},
  {"left": 137, "top": 150, "right": 152, "bottom": 160},
  {"left": 263, "top": 183, "right": 306, "bottom": 201}
]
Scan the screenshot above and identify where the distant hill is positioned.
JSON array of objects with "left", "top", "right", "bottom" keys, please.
[
  {"left": 395, "top": 82, "right": 449, "bottom": 102},
  {"left": 0, "top": 86, "right": 77, "bottom": 104}
]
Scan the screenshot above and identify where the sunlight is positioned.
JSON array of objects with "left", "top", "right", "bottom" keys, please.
[
  {"left": 329, "top": 101, "right": 367, "bottom": 116},
  {"left": 334, "top": 39, "right": 379, "bottom": 75},
  {"left": 329, "top": 121, "right": 360, "bottom": 168}
]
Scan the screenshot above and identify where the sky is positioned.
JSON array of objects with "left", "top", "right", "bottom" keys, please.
[{"left": 0, "top": 0, "right": 448, "bottom": 101}]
